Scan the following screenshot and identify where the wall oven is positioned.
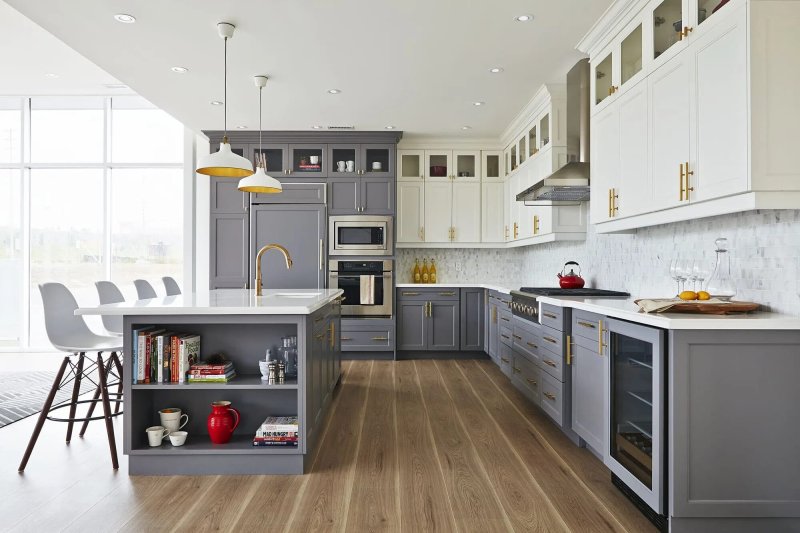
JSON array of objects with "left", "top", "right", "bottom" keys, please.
[
  {"left": 604, "top": 318, "right": 667, "bottom": 528},
  {"left": 329, "top": 215, "right": 393, "bottom": 256},
  {"left": 328, "top": 260, "right": 393, "bottom": 317}
]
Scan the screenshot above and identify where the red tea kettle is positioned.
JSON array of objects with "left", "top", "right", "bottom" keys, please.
[{"left": 557, "top": 261, "right": 585, "bottom": 289}]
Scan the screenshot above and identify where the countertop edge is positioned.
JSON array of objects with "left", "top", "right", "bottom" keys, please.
[{"left": 395, "top": 283, "right": 515, "bottom": 294}]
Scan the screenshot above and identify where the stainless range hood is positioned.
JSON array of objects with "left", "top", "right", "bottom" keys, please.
[{"left": 517, "top": 59, "right": 591, "bottom": 204}]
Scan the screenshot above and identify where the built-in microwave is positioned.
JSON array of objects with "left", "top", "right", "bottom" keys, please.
[{"left": 328, "top": 215, "right": 393, "bottom": 256}]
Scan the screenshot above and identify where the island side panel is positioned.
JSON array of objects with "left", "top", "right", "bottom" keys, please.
[{"left": 669, "top": 329, "right": 800, "bottom": 527}]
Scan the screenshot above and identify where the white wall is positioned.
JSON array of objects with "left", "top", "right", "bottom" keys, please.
[{"left": 398, "top": 209, "right": 800, "bottom": 314}]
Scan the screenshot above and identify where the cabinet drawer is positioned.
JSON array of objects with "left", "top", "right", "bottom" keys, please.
[
  {"left": 397, "top": 288, "right": 460, "bottom": 301},
  {"left": 498, "top": 308, "right": 512, "bottom": 327},
  {"left": 340, "top": 329, "right": 394, "bottom": 351},
  {"left": 512, "top": 319, "right": 541, "bottom": 364},
  {"left": 539, "top": 325, "right": 562, "bottom": 354},
  {"left": 539, "top": 371, "right": 564, "bottom": 427},
  {"left": 512, "top": 354, "right": 541, "bottom": 406},
  {"left": 540, "top": 304, "right": 564, "bottom": 330},
  {"left": 252, "top": 182, "right": 325, "bottom": 204},
  {"left": 538, "top": 344, "right": 564, "bottom": 382},
  {"left": 499, "top": 343, "right": 514, "bottom": 377},
  {"left": 499, "top": 324, "right": 513, "bottom": 347},
  {"left": 572, "top": 310, "right": 603, "bottom": 342}
]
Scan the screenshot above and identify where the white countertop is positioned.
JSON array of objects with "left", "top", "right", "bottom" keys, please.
[
  {"left": 396, "top": 282, "right": 516, "bottom": 294},
  {"left": 75, "top": 289, "right": 344, "bottom": 316}
]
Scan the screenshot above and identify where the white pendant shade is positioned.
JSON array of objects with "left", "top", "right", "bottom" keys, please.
[
  {"left": 196, "top": 141, "right": 254, "bottom": 178},
  {"left": 238, "top": 167, "right": 282, "bottom": 193}
]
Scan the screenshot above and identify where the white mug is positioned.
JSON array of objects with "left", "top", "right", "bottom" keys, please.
[
  {"left": 346, "top": 160, "right": 355, "bottom": 172},
  {"left": 337, "top": 161, "right": 346, "bottom": 172},
  {"left": 371, "top": 161, "right": 382, "bottom": 170},
  {"left": 146, "top": 425, "right": 169, "bottom": 446},
  {"left": 159, "top": 408, "right": 188, "bottom": 434},
  {"left": 169, "top": 431, "right": 188, "bottom": 447},
  {"left": 309, "top": 155, "right": 319, "bottom": 165}
]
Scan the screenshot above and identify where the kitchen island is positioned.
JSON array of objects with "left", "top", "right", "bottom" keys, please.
[{"left": 76, "top": 289, "right": 343, "bottom": 475}]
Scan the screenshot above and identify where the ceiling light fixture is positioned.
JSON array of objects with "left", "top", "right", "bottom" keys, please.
[
  {"left": 489, "top": 67, "right": 504, "bottom": 73},
  {"left": 462, "top": 126, "right": 472, "bottom": 130},
  {"left": 238, "top": 76, "right": 282, "bottom": 194},
  {"left": 385, "top": 125, "right": 396, "bottom": 130},
  {"left": 196, "top": 23, "right": 254, "bottom": 178},
  {"left": 327, "top": 89, "right": 341, "bottom": 94},
  {"left": 514, "top": 14, "right": 533, "bottom": 22},
  {"left": 114, "top": 14, "right": 136, "bottom": 23},
  {"left": 311, "top": 125, "right": 323, "bottom": 129},
  {"left": 210, "top": 100, "right": 223, "bottom": 106},
  {"left": 104, "top": 83, "right": 128, "bottom": 89},
  {"left": 44, "top": 73, "right": 59, "bottom": 78},
  {"left": 235, "top": 125, "right": 247, "bottom": 129},
  {"left": 171, "top": 66, "right": 189, "bottom": 73},
  {"left": 473, "top": 101, "right": 485, "bottom": 106}
]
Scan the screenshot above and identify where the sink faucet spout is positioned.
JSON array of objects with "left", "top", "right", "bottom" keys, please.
[{"left": 254, "top": 244, "right": 293, "bottom": 296}]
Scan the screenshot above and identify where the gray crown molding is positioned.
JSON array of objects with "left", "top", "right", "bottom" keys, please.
[{"left": 203, "top": 130, "right": 403, "bottom": 145}]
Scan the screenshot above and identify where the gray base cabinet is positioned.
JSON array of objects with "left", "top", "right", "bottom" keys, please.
[
  {"left": 397, "top": 288, "right": 483, "bottom": 353},
  {"left": 570, "top": 310, "right": 605, "bottom": 454},
  {"left": 459, "top": 288, "right": 484, "bottom": 351},
  {"left": 328, "top": 177, "right": 393, "bottom": 215},
  {"left": 428, "top": 300, "right": 459, "bottom": 351},
  {"left": 340, "top": 318, "right": 395, "bottom": 352}
]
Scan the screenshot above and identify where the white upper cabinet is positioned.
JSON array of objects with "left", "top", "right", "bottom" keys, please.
[
  {"left": 396, "top": 181, "right": 425, "bottom": 243},
  {"left": 451, "top": 182, "right": 481, "bottom": 243},
  {"left": 397, "top": 150, "right": 424, "bottom": 182},
  {"left": 453, "top": 151, "right": 481, "bottom": 182},
  {"left": 481, "top": 182, "right": 505, "bottom": 243},
  {"left": 423, "top": 181, "right": 452, "bottom": 242},
  {"left": 482, "top": 151, "right": 503, "bottom": 182},
  {"left": 424, "top": 150, "right": 452, "bottom": 182},
  {"left": 581, "top": 0, "right": 800, "bottom": 233}
]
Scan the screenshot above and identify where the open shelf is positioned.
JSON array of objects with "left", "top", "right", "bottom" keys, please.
[
  {"left": 132, "top": 375, "right": 298, "bottom": 390},
  {"left": 626, "top": 390, "right": 653, "bottom": 407},
  {"left": 628, "top": 358, "right": 653, "bottom": 370},
  {"left": 130, "top": 434, "right": 300, "bottom": 455}
]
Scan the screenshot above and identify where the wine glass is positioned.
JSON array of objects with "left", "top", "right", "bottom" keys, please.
[
  {"left": 685, "top": 260, "right": 698, "bottom": 292},
  {"left": 669, "top": 259, "right": 682, "bottom": 296},
  {"left": 693, "top": 260, "right": 713, "bottom": 293}
]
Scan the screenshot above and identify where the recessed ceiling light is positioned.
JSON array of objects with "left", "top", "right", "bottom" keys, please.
[
  {"left": 462, "top": 126, "right": 472, "bottom": 130},
  {"left": 385, "top": 125, "right": 396, "bottom": 130},
  {"left": 473, "top": 101, "right": 485, "bottom": 106},
  {"left": 235, "top": 125, "right": 247, "bottom": 129},
  {"left": 489, "top": 67, "right": 504, "bottom": 74},
  {"left": 514, "top": 14, "right": 533, "bottom": 22},
  {"left": 104, "top": 83, "right": 128, "bottom": 89},
  {"left": 114, "top": 14, "right": 136, "bottom": 23},
  {"left": 171, "top": 66, "right": 188, "bottom": 73},
  {"left": 210, "top": 100, "right": 224, "bottom": 106},
  {"left": 327, "top": 89, "right": 341, "bottom": 94},
  {"left": 44, "top": 73, "right": 59, "bottom": 79},
  {"left": 311, "top": 125, "right": 323, "bottom": 129}
]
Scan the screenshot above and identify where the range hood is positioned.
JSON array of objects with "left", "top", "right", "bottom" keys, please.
[{"left": 517, "top": 59, "right": 591, "bottom": 204}]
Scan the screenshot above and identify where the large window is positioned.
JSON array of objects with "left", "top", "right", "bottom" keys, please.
[{"left": 0, "top": 96, "right": 186, "bottom": 350}]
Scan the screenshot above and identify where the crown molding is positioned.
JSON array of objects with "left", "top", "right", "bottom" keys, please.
[
  {"left": 576, "top": 0, "right": 646, "bottom": 56},
  {"left": 203, "top": 130, "right": 403, "bottom": 145},
  {"left": 500, "top": 83, "right": 566, "bottom": 148}
]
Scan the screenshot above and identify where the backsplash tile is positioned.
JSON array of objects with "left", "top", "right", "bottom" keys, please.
[{"left": 398, "top": 209, "right": 800, "bottom": 314}]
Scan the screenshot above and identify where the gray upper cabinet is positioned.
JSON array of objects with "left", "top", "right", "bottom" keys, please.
[
  {"left": 211, "top": 177, "right": 248, "bottom": 214},
  {"left": 210, "top": 213, "right": 249, "bottom": 289},
  {"left": 252, "top": 182, "right": 326, "bottom": 204},
  {"left": 288, "top": 144, "right": 327, "bottom": 177},
  {"left": 361, "top": 144, "right": 395, "bottom": 177},
  {"left": 250, "top": 204, "right": 326, "bottom": 289},
  {"left": 428, "top": 301, "right": 459, "bottom": 351},
  {"left": 328, "top": 177, "right": 360, "bottom": 215},
  {"left": 460, "top": 288, "right": 484, "bottom": 351},
  {"left": 327, "top": 144, "right": 360, "bottom": 178},
  {"left": 328, "top": 177, "right": 393, "bottom": 215},
  {"left": 397, "top": 300, "right": 427, "bottom": 350},
  {"left": 252, "top": 144, "right": 288, "bottom": 176}
]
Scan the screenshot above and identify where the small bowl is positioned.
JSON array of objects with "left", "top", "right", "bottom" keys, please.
[{"left": 169, "top": 431, "right": 188, "bottom": 446}]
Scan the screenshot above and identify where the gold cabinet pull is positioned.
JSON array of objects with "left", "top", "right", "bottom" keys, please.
[
  {"left": 513, "top": 222, "right": 519, "bottom": 239},
  {"left": 512, "top": 334, "right": 522, "bottom": 340},
  {"left": 504, "top": 225, "right": 509, "bottom": 240},
  {"left": 577, "top": 320, "right": 596, "bottom": 329},
  {"left": 526, "top": 378, "right": 538, "bottom": 386},
  {"left": 543, "top": 392, "right": 556, "bottom": 401},
  {"left": 611, "top": 188, "right": 619, "bottom": 216},
  {"left": 684, "top": 161, "right": 694, "bottom": 200},
  {"left": 679, "top": 163, "right": 685, "bottom": 201},
  {"left": 491, "top": 306, "right": 497, "bottom": 323},
  {"left": 402, "top": 291, "right": 420, "bottom": 296},
  {"left": 314, "top": 333, "right": 326, "bottom": 340},
  {"left": 566, "top": 335, "right": 573, "bottom": 366},
  {"left": 340, "top": 337, "right": 353, "bottom": 341},
  {"left": 543, "top": 359, "right": 557, "bottom": 368},
  {"left": 543, "top": 312, "right": 557, "bottom": 319},
  {"left": 438, "top": 291, "right": 456, "bottom": 296},
  {"left": 680, "top": 26, "right": 694, "bottom": 38},
  {"left": 500, "top": 316, "right": 510, "bottom": 322},
  {"left": 512, "top": 366, "right": 521, "bottom": 374},
  {"left": 314, "top": 316, "right": 325, "bottom": 323},
  {"left": 543, "top": 336, "right": 557, "bottom": 344},
  {"left": 533, "top": 215, "right": 539, "bottom": 235},
  {"left": 329, "top": 322, "right": 336, "bottom": 349},
  {"left": 608, "top": 188, "right": 613, "bottom": 217},
  {"left": 501, "top": 334, "right": 510, "bottom": 340},
  {"left": 526, "top": 341, "right": 538, "bottom": 349},
  {"left": 500, "top": 357, "right": 510, "bottom": 363},
  {"left": 372, "top": 336, "right": 389, "bottom": 341},
  {"left": 598, "top": 319, "right": 607, "bottom": 355}
]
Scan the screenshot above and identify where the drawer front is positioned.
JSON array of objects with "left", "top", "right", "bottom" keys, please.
[
  {"left": 572, "top": 310, "right": 603, "bottom": 343},
  {"left": 538, "top": 344, "right": 564, "bottom": 382},
  {"left": 498, "top": 308, "right": 512, "bottom": 327},
  {"left": 499, "top": 324, "right": 513, "bottom": 347},
  {"left": 539, "top": 325, "right": 563, "bottom": 354},
  {"left": 512, "top": 354, "right": 541, "bottom": 406},
  {"left": 397, "top": 288, "right": 460, "bottom": 301},
  {"left": 499, "top": 342, "right": 514, "bottom": 377},
  {"left": 340, "top": 329, "right": 394, "bottom": 351},
  {"left": 512, "top": 322, "right": 541, "bottom": 364},
  {"left": 539, "top": 371, "right": 564, "bottom": 427},
  {"left": 252, "top": 182, "right": 325, "bottom": 204},
  {"left": 540, "top": 304, "right": 564, "bottom": 331}
]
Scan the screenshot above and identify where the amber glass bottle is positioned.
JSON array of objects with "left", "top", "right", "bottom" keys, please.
[
  {"left": 429, "top": 259, "right": 437, "bottom": 284},
  {"left": 421, "top": 259, "right": 430, "bottom": 284},
  {"left": 413, "top": 258, "right": 421, "bottom": 283}
]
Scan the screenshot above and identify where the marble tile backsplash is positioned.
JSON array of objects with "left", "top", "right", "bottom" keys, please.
[{"left": 397, "top": 209, "right": 800, "bottom": 314}]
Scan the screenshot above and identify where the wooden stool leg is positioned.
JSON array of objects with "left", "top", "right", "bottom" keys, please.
[
  {"left": 79, "top": 356, "right": 114, "bottom": 437},
  {"left": 111, "top": 351, "right": 124, "bottom": 414},
  {"left": 18, "top": 355, "right": 71, "bottom": 472},
  {"left": 97, "top": 353, "right": 119, "bottom": 470},
  {"left": 65, "top": 352, "right": 85, "bottom": 443}
]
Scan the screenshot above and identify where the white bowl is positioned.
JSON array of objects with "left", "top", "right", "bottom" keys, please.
[{"left": 169, "top": 431, "right": 188, "bottom": 446}]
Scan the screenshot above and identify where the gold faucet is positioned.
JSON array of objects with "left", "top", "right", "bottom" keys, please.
[{"left": 254, "top": 244, "right": 293, "bottom": 296}]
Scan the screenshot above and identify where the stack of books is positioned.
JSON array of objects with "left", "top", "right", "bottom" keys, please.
[
  {"left": 131, "top": 328, "right": 200, "bottom": 384},
  {"left": 253, "top": 416, "right": 299, "bottom": 447},
  {"left": 297, "top": 164, "right": 321, "bottom": 171},
  {"left": 187, "top": 361, "right": 236, "bottom": 383}
]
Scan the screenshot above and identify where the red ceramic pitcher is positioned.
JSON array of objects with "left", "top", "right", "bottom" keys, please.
[{"left": 207, "top": 400, "right": 240, "bottom": 444}]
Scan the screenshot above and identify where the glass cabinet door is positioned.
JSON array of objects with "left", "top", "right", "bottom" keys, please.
[
  {"left": 540, "top": 114, "right": 550, "bottom": 148},
  {"left": 594, "top": 53, "right": 615, "bottom": 105},
  {"left": 329, "top": 144, "right": 359, "bottom": 177},
  {"left": 398, "top": 150, "right": 423, "bottom": 181},
  {"left": 454, "top": 150, "right": 480, "bottom": 181},
  {"left": 653, "top": 0, "right": 685, "bottom": 61},
  {"left": 482, "top": 151, "right": 502, "bottom": 181},
  {"left": 253, "top": 144, "right": 288, "bottom": 176},
  {"left": 621, "top": 23, "right": 644, "bottom": 86},
  {"left": 361, "top": 144, "right": 393, "bottom": 177},
  {"left": 510, "top": 144, "right": 518, "bottom": 172},
  {"left": 528, "top": 125, "right": 538, "bottom": 157},
  {"left": 425, "top": 150, "right": 452, "bottom": 181},
  {"left": 697, "top": 0, "right": 722, "bottom": 27},
  {"left": 288, "top": 144, "right": 325, "bottom": 176}
]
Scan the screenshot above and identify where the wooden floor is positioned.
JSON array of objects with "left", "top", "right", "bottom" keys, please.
[{"left": 1, "top": 359, "right": 656, "bottom": 532}]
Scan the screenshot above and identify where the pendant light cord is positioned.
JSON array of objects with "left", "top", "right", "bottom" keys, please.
[
  {"left": 258, "top": 85, "right": 263, "bottom": 167},
  {"left": 223, "top": 36, "right": 228, "bottom": 140}
]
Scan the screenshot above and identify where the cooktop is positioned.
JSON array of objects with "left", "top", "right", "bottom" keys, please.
[{"left": 518, "top": 287, "right": 630, "bottom": 297}]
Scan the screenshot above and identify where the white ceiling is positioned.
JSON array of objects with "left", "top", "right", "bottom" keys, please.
[
  {"left": 0, "top": 2, "right": 131, "bottom": 96},
  {"left": 4, "top": 0, "right": 611, "bottom": 138}
]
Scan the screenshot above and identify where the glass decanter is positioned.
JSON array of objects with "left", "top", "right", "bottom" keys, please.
[{"left": 706, "top": 237, "right": 736, "bottom": 300}]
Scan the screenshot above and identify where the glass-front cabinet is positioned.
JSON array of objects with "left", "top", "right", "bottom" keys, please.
[
  {"left": 510, "top": 144, "right": 518, "bottom": 173},
  {"left": 361, "top": 144, "right": 393, "bottom": 177},
  {"left": 517, "top": 136, "right": 527, "bottom": 166},
  {"left": 481, "top": 151, "right": 503, "bottom": 181},
  {"left": 289, "top": 144, "right": 326, "bottom": 176},
  {"left": 397, "top": 150, "right": 423, "bottom": 181},
  {"left": 621, "top": 23, "right": 644, "bottom": 85},
  {"left": 252, "top": 144, "right": 288, "bottom": 176},
  {"left": 594, "top": 51, "right": 615, "bottom": 106},
  {"left": 652, "top": 0, "right": 686, "bottom": 62},
  {"left": 539, "top": 114, "right": 550, "bottom": 149},
  {"left": 426, "top": 150, "right": 452, "bottom": 181},
  {"left": 528, "top": 125, "right": 538, "bottom": 157},
  {"left": 454, "top": 151, "right": 480, "bottom": 181},
  {"left": 328, "top": 144, "right": 359, "bottom": 177}
]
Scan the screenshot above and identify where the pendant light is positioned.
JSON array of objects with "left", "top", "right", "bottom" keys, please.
[
  {"left": 238, "top": 76, "right": 282, "bottom": 193},
  {"left": 196, "top": 22, "right": 254, "bottom": 178}
]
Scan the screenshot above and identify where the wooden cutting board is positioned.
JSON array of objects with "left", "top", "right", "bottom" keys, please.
[{"left": 634, "top": 299, "right": 759, "bottom": 314}]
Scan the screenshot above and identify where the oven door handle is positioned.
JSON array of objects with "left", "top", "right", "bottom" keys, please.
[{"left": 329, "top": 273, "right": 387, "bottom": 279}]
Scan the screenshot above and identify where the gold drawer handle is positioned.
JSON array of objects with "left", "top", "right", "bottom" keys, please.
[
  {"left": 543, "top": 359, "right": 557, "bottom": 368},
  {"left": 577, "top": 320, "right": 596, "bottom": 329},
  {"left": 501, "top": 334, "right": 510, "bottom": 340},
  {"left": 500, "top": 317, "right": 510, "bottom": 322},
  {"left": 438, "top": 291, "right": 456, "bottom": 296},
  {"left": 543, "top": 336, "right": 557, "bottom": 344},
  {"left": 543, "top": 392, "right": 556, "bottom": 401},
  {"left": 402, "top": 291, "right": 420, "bottom": 296},
  {"left": 314, "top": 333, "right": 326, "bottom": 340},
  {"left": 526, "top": 341, "right": 538, "bottom": 349},
  {"left": 340, "top": 337, "right": 353, "bottom": 341},
  {"left": 372, "top": 336, "right": 389, "bottom": 341},
  {"left": 512, "top": 334, "right": 522, "bottom": 340},
  {"left": 512, "top": 367, "right": 520, "bottom": 374},
  {"left": 526, "top": 378, "right": 538, "bottom": 386},
  {"left": 543, "top": 312, "right": 557, "bottom": 319},
  {"left": 500, "top": 357, "right": 510, "bottom": 363},
  {"left": 314, "top": 316, "right": 325, "bottom": 323}
]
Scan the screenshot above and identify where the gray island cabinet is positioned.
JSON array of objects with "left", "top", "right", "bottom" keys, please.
[{"left": 77, "top": 289, "right": 343, "bottom": 476}]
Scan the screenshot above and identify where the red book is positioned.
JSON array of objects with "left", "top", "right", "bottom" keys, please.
[{"left": 253, "top": 436, "right": 298, "bottom": 443}]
